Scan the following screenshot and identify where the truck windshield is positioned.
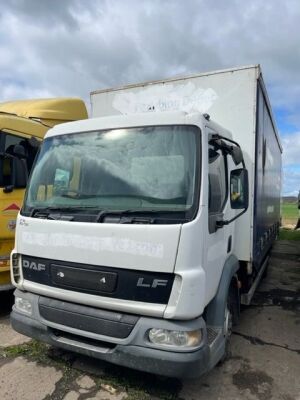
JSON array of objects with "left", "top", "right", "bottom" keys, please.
[{"left": 23, "top": 125, "right": 199, "bottom": 217}]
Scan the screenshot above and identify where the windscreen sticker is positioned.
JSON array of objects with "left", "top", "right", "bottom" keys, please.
[
  {"left": 112, "top": 82, "right": 218, "bottom": 114},
  {"left": 21, "top": 232, "right": 164, "bottom": 259}
]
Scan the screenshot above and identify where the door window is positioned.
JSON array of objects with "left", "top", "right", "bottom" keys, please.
[{"left": 208, "top": 146, "right": 227, "bottom": 214}]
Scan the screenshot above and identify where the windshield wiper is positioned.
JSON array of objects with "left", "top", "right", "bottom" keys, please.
[
  {"left": 27, "top": 207, "right": 188, "bottom": 223},
  {"left": 95, "top": 209, "right": 149, "bottom": 223},
  {"left": 95, "top": 209, "right": 185, "bottom": 223},
  {"left": 29, "top": 206, "right": 96, "bottom": 218}
]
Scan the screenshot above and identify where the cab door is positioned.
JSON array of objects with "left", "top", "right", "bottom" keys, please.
[{"left": 204, "top": 134, "right": 234, "bottom": 300}]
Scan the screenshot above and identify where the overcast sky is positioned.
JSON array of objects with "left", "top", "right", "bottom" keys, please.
[{"left": 0, "top": 0, "right": 299, "bottom": 195}]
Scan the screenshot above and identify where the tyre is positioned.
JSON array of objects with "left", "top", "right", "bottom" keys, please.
[{"left": 220, "top": 285, "right": 239, "bottom": 362}]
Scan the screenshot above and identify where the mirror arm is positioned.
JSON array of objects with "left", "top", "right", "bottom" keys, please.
[
  {"left": 209, "top": 134, "right": 246, "bottom": 168},
  {"left": 216, "top": 206, "right": 248, "bottom": 229},
  {"left": 210, "top": 133, "right": 241, "bottom": 149}
]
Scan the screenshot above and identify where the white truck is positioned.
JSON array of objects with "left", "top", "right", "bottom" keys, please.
[{"left": 10, "top": 65, "right": 281, "bottom": 378}]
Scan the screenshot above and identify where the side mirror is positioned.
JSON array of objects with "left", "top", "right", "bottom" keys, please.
[
  {"left": 3, "top": 157, "right": 28, "bottom": 193},
  {"left": 230, "top": 168, "right": 249, "bottom": 209},
  {"left": 215, "top": 167, "right": 249, "bottom": 229},
  {"left": 231, "top": 146, "right": 244, "bottom": 166},
  {"left": 13, "top": 157, "right": 28, "bottom": 188}
]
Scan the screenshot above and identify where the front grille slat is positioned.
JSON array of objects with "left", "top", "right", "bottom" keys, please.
[
  {"left": 51, "top": 329, "right": 116, "bottom": 351},
  {"left": 39, "top": 296, "right": 138, "bottom": 339}
]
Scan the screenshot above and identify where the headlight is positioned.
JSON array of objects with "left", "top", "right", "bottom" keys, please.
[
  {"left": 15, "top": 297, "right": 32, "bottom": 315},
  {"left": 148, "top": 328, "right": 202, "bottom": 348}
]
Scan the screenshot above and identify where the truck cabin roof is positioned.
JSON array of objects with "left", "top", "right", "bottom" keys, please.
[{"left": 0, "top": 98, "right": 88, "bottom": 132}]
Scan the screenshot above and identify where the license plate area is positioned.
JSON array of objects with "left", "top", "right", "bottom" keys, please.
[{"left": 51, "top": 264, "right": 118, "bottom": 294}]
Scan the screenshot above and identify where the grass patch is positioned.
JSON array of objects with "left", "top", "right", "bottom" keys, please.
[
  {"left": 1, "top": 340, "right": 49, "bottom": 361},
  {"left": 279, "top": 228, "right": 300, "bottom": 240},
  {"left": 282, "top": 202, "right": 298, "bottom": 225},
  {"left": 1, "top": 340, "right": 75, "bottom": 372}
]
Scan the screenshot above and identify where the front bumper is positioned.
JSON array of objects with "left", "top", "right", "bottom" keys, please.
[{"left": 11, "top": 290, "right": 213, "bottom": 378}]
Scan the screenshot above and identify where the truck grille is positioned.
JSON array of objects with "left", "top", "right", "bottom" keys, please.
[
  {"left": 22, "top": 255, "right": 174, "bottom": 304},
  {"left": 39, "top": 296, "right": 139, "bottom": 339}
]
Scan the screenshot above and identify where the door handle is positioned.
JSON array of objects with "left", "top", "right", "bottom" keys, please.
[{"left": 227, "top": 235, "right": 232, "bottom": 253}]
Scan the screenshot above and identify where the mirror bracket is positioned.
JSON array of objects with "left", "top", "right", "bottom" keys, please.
[
  {"left": 209, "top": 134, "right": 245, "bottom": 168},
  {"left": 216, "top": 210, "right": 246, "bottom": 229},
  {"left": 216, "top": 219, "right": 229, "bottom": 228}
]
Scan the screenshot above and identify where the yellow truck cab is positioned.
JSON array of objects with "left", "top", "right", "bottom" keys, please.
[{"left": 0, "top": 98, "right": 87, "bottom": 290}]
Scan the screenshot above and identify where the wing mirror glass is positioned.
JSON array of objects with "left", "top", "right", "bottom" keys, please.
[
  {"left": 2, "top": 156, "right": 28, "bottom": 193},
  {"left": 230, "top": 168, "right": 249, "bottom": 209},
  {"left": 13, "top": 157, "right": 28, "bottom": 188}
]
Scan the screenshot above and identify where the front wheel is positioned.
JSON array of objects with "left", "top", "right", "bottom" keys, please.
[{"left": 220, "top": 286, "right": 239, "bottom": 362}]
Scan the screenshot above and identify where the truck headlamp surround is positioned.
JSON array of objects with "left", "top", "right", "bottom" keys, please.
[
  {"left": 12, "top": 253, "right": 19, "bottom": 267},
  {"left": 15, "top": 297, "right": 32, "bottom": 315},
  {"left": 11, "top": 253, "right": 22, "bottom": 284},
  {"left": 148, "top": 328, "right": 202, "bottom": 348}
]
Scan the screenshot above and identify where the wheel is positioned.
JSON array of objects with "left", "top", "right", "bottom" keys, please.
[{"left": 220, "top": 285, "right": 239, "bottom": 363}]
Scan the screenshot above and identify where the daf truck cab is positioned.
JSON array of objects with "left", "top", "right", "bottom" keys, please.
[
  {"left": 0, "top": 98, "right": 87, "bottom": 291},
  {"left": 10, "top": 66, "right": 281, "bottom": 377}
]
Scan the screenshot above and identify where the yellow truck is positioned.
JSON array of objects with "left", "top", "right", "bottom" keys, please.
[{"left": 0, "top": 98, "right": 87, "bottom": 290}]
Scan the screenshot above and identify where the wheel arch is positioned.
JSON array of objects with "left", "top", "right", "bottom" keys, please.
[{"left": 205, "top": 254, "right": 240, "bottom": 327}]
